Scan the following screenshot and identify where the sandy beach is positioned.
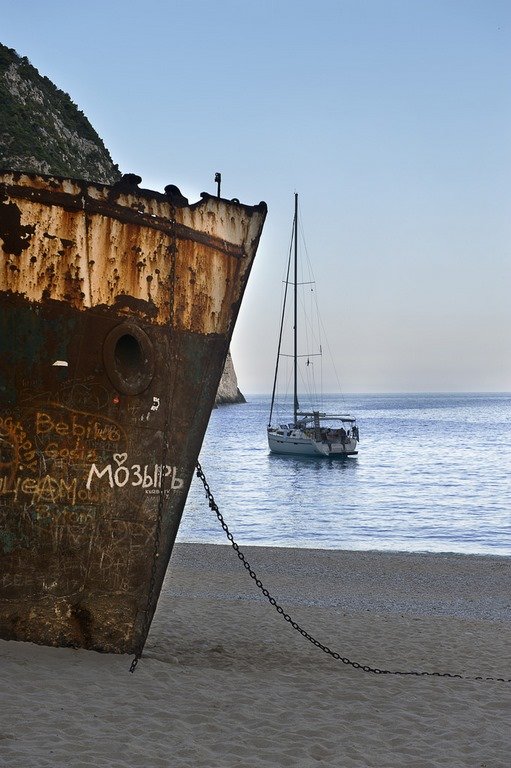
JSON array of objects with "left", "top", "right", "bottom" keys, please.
[{"left": 1, "top": 543, "right": 510, "bottom": 767}]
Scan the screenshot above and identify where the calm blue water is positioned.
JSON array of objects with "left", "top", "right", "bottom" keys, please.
[{"left": 178, "top": 393, "right": 511, "bottom": 556}]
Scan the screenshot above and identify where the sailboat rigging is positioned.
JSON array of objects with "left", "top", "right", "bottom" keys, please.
[{"left": 267, "top": 193, "right": 359, "bottom": 457}]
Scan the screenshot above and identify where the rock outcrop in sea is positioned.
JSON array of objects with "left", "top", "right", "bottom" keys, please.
[{"left": 216, "top": 351, "right": 246, "bottom": 405}]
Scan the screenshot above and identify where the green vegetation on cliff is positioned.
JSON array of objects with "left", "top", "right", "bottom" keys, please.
[{"left": 0, "top": 43, "right": 120, "bottom": 183}]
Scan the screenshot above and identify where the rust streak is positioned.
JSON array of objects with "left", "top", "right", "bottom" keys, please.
[{"left": 1, "top": 183, "right": 246, "bottom": 259}]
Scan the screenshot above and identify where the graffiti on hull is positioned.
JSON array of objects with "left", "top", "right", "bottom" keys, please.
[{"left": 0, "top": 401, "right": 183, "bottom": 568}]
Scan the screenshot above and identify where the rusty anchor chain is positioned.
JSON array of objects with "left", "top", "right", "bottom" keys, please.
[{"left": 195, "top": 461, "right": 511, "bottom": 685}]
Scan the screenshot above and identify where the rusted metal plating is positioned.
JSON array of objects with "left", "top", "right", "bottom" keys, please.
[
  {"left": 0, "top": 171, "right": 266, "bottom": 653},
  {"left": 0, "top": 171, "right": 266, "bottom": 334}
]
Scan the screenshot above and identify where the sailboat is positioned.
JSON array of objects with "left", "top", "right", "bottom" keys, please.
[{"left": 267, "top": 193, "right": 359, "bottom": 457}]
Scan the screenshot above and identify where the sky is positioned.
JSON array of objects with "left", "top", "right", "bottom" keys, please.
[{"left": 2, "top": 0, "right": 510, "bottom": 393}]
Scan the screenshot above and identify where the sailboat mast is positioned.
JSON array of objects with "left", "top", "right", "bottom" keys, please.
[{"left": 293, "top": 192, "right": 299, "bottom": 425}]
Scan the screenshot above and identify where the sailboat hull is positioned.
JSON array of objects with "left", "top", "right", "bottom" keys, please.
[{"left": 268, "top": 429, "right": 358, "bottom": 457}]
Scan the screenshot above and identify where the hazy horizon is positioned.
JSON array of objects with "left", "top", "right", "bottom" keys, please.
[{"left": 239, "top": 389, "right": 511, "bottom": 396}]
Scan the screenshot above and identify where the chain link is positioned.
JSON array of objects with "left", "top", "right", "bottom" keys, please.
[{"left": 195, "top": 461, "right": 510, "bottom": 684}]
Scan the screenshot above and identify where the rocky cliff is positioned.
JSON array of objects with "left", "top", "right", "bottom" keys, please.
[
  {"left": 0, "top": 42, "right": 244, "bottom": 403},
  {"left": 216, "top": 351, "right": 246, "bottom": 405},
  {"left": 0, "top": 43, "right": 120, "bottom": 183}
]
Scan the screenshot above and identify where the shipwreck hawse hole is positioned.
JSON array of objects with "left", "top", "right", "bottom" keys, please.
[
  {"left": 103, "top": 323, "right": 155, "bottom": 396},
  {"left": 114, "top": 333, "right": 144, "bottom": 378}
]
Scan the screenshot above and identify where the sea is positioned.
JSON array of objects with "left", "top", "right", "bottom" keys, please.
[{"left": 178, "top": 393, "right": 511, "bottom": 557}]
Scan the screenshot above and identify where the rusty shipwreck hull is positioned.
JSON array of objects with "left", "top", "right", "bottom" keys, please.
[{"left": 0, "top": 171, "right": 266, "bottom": 653}]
